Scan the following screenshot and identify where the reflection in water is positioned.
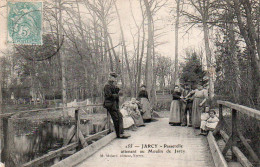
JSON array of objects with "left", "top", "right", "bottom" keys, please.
[{"left": 0, "top": 118, "right": 105, "bottom": 167}]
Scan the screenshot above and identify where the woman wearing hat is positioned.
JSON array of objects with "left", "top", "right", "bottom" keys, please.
[
  {"left": 138, "top": 85, "right": 152, "bottom": 122},
  {"left": 169, "top": 85, "right": 182, "bottom": 125},
  {"left": 191, "top": 82, "right": 208, "bottom": 128}
]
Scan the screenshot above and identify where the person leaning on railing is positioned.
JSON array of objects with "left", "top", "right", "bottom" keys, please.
[{"left": 103, "top": 72, "right": 131, "bottom": 139}]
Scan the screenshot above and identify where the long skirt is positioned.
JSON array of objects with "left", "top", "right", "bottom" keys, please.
[
  {"left": 169, "top": 100, "right": 181, "bottom": 124},
  {"left": 123, "top": 116, "right": 135, "bottom": 129},
  {"left": 140, "top": 98, "right": 152, "bottom": 120},
  {"left": 131, "top": 113, "right": 145, "bottom": 127},
  {"left": 200, "top": 120, "right": 207, "bottom": 130},
  {"left": 192, "top": 98, "right": 204, "bottom": 128}
]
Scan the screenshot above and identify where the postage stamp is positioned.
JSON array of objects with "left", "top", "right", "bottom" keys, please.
[{"left": 7, "top": 1, "right": 43, "bottom": 45}]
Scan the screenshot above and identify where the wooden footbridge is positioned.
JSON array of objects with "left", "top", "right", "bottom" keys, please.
[{"left": 0, "top": 100, "right": 259, "bottom": 167}]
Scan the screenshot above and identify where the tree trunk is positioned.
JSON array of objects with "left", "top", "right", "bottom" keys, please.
[
  {"left": 113, "top": 0, "right": 134, "bottom": 96},
  {"left": 241, "top": 0, "right": 260, "bottom": 105},
  {"left": 57, "top": 0, "right": 68, "bottom": 117},
  {"left": 0, "top": 58, "right": 2, "bottom": 105},
  {"left": 202, "top": 21, "right": 214, "bottom": 101},
  {"left": 137, "top": 2, "right": 146, "bottom": 96},
  {"left": 173, "top": 0, "right": 181, "bottom": 86},
  {"left": 144, "top": 0, "right": 154, "bottom": 102},
  {"left": 227, "top": 10, "right": 241, "bottom": 103},
  {"left": 108, "top": 34, "right": 120, "bottom": 74},
  {"left": 0, "top": 59, "right": 2, "bottom": 163},
  {"left": 232, "top": 0, "right": 260, "bottom": 105}
]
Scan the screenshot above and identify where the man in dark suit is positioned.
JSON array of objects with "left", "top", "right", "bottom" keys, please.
[
  {"left": 181, "top": 84, "right": 194, "bottom": 127},
  {"left": 103, "top": 72, "right": 130, "bottom": 138}
]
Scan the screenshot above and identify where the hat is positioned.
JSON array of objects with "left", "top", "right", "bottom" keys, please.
[
  {"left": 141, "top": 84, "right": 146, "bottom": 88},
  {"left": 109, "top": 72, "right": 117, "bottom": 78}
]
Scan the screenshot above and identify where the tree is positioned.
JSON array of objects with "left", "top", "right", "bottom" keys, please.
[
  {"left": 181, "top": 0, "right": 217, "bottom": 101},
  {"left": 180, "top": 51, "right": 206, "bottom": 88},
  {"left": 0, "top": 58, "right": 2, "bottom": 105},
  {"left": 228, "top": 0, "right": 260, "bottom": 105},
  {"left": 155, "top": 55, "right": 173, "bottom": 89},
  {"left": 143, "top": 0, "right": 154, "bottom": 103},
  {"left": 173, "top": 0, "right": 181, "bottom": 86},
  {"left": 113, "top": 0, "right": 134, "bottom": 96},
  {"left": 213, "top": 0, "right": 260, "bottom": 106}
]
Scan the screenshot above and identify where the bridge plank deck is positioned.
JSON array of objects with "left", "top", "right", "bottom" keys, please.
[{"left": 76, "top": 118, "right": 215, "bottom": 167}]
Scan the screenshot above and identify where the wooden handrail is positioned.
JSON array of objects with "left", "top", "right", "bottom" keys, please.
[
  {"left": 214, "top": 101, "right": 259, "bottom": 167},
  {"left": 21, "top": 106, "right": 109, "bottom": 167},
  {"left": 0, "top": 104, "right": 103, "bottom": 118},
  {"left": 1, "top": 103, "right": 108, "bottom": 167},
  {"left": 22, "top": 129, "right": 109, "bottom": 167},
  {"left": 217, "top": 100, "right": 260, "bottom": 120}
]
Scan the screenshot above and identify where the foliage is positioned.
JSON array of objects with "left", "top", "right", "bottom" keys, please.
[
  {"left": 154, "top": 55, "right": 173, "bottom": 89},
  {"left": 180, "top": 51, "right": 205, "bottom": 87}
]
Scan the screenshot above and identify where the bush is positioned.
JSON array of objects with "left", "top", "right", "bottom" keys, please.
[{"left": 153, "top": 101, "right": 171, "bottom": 111}]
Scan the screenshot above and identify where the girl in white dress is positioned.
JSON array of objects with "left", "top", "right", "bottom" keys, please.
[
  {"left": 200, "top": 106, "right": 210, "bottom": 135},
  {"left": 205, "top": 110, "right": 219, "bottom": 131},
  {"left": 120, "top": 104, "right": 135, "bottom": 130}
]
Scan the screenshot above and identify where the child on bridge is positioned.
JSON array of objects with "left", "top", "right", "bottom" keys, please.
[
  {"left": 120, "top": 103, "right": 137, "bottom": 131},
  {"left": 205, "top": 110, "right": 219, "bottom": 131},
  {"left": 200, "top": 106, "right": 210, "bottom": 135},
  {"left": 200, "top": 107, "right": 219, "bottom": 135},
  {"left": 128, "top": 98, "right": 145, "bottom": 127}
]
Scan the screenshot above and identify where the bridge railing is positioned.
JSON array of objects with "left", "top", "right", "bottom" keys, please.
[
  {"left": 213, "top": 100, "right": 260, "bottom": 167},
  {"left": 156, "top": 90, "right": 171, "bottom": 95},
  {"left": 0, "top": 104, "right": 111, "bottom": 167}
]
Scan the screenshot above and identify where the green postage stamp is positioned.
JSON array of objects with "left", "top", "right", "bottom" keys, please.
[{"left": 7, "top": 1, "right": 43, "bottom": 45}]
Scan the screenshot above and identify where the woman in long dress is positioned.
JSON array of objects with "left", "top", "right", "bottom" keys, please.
[
  {"left": 138, "top": 85, "right": 152, "bottom": 122},
  {"left": 128, "top": 98, "right": 145, "bottom": 127},
  {"left": 169, "top": 85, "right": 182, "bottom": 125},
  {"left": 191, "top": 83, "right": 208, "bottom": 128}
]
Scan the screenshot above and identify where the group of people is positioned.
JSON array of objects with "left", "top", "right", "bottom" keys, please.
[
  {"left": 103, "top": 72, "right": 152, "bottom": 139},
  {"left": 120, "top": 96, "right": 152, "bottom": 131},
  {"left": 103, "top": 72, "right": 219, "bottom": 139},
  {"left": 169, "top": 83, "right": 219, "bottom": 135}
]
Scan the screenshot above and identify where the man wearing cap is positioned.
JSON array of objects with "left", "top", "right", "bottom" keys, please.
[{"left": 103, "top": 72, "right": 130, "bottom": 138}]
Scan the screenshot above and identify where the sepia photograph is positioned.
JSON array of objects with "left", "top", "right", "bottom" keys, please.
[{"left": 0, "top": 0, "right": 259, "bottom": 166}]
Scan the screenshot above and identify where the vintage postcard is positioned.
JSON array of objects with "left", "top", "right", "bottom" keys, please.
[{"left": 0, "top": 0, "right": 259, "bottom": 167}]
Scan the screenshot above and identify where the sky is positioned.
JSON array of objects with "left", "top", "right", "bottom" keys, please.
[
  {"left": 113, "top": 0, "right": 205, "bottom": 60},
  {"left": 0, "top": 0, "right": 206, "bottom": 63}
]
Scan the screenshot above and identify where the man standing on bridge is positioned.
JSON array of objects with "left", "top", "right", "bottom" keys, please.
[{"left": 103, "top": 72, "right": 130, "bottom": 139}]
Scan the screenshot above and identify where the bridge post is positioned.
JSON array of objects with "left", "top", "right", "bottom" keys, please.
[
  {"left": 75, "top": 109, "right": 80, "bottom": 146},
  {"left": 231, "top": 109, "right": 238, "bottom": 160},
  {"left": 213, "top": 104, "right": 223, "bottom": 136},
  {"left": 219, "top": 104, "right": 223, "bottom": 120}
]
